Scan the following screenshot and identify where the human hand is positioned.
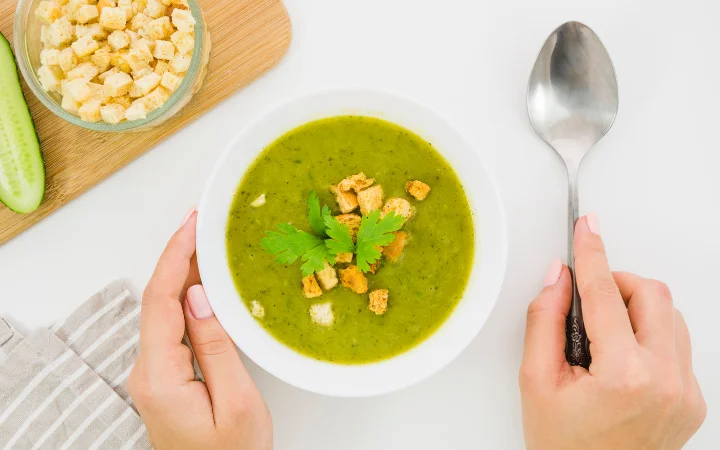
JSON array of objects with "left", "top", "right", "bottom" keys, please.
[
  {"left": 520, "top": 214, "right": 706, "bottom": 450},
  {"left": 129, "top": 209, "right": 273, "bottom": 449}
]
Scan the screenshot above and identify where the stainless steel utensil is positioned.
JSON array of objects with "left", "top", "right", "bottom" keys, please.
[{"left": 527, "top": 21, "right": 619, "bottom": 368}]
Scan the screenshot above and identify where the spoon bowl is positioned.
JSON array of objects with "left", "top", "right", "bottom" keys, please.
[
  {"left": 527, "top": 21, "right": 619, "bottom": 368},
  {"left": 528, "top": 21, "right": 619, "bottom": 164}
]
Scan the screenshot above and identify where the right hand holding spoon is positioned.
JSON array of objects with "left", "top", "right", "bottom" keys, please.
[{"left": 520, "top": 213, "right": 706, "bottom": 450}]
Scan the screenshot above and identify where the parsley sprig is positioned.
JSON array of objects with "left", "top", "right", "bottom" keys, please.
[
  {"left": 261, "top": 190, "right": 402, "bottom": 276},
  {"left": 354, "top": 210, "right": 404, "bottom": 272}
]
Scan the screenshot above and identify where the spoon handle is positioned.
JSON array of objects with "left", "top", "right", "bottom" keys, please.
[{"left": 566, "top": 170, "right": 591, "bottom": 368}]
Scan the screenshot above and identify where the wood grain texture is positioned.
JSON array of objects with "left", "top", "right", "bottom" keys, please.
[{"left": 0, "top": 0, "right": 291, "bottom": 245}]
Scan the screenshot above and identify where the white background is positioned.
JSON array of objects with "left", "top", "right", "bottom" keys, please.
[{"left": 1, "top": 0, "right": 719, "bottom": 448}]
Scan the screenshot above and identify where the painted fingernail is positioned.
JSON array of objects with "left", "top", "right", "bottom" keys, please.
[
  {"left": 187, "top": 285, "right": 214, "bottom": 320},
  {"left": 180, "top": 207, "right": 196, "bottom": 227},
  {"left": 585, "top": 212, "right": 600, "bottom": 235},
  {"left": 544, "top": 258, "right": 563, "bottom": 287}
]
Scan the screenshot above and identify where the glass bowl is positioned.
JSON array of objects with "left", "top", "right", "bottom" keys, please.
[{"left": 13, "top": 0, "right": 210, "bottom": 132}]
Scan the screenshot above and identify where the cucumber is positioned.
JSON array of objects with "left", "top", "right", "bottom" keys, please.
[{"left": 0, "top": 32, "right": 44, "bottom": 214}]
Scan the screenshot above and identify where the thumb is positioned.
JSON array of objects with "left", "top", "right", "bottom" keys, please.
[
  {"left": 520, "top": 259, "right": 573, "bottom": 387},
  {"left": 184, "top": 284, "right": 260, "bottom": 424}
]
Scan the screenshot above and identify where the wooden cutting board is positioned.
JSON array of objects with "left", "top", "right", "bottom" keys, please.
[{"left": 0, "top": 0, "right": 291, "bottom": 245}]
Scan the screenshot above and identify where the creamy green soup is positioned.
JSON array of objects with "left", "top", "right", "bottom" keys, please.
[{"left": 226, "top": 116, "right": 474, "bottom": 364}]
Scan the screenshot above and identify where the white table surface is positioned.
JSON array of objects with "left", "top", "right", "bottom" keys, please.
[{"left": 2, "top": 0, "right": 718, "bottom": 448}]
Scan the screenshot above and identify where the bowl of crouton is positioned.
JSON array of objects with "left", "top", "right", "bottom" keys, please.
[
  {"left": 14, "top": 0, "right": 210, "bottom": 131},
  {"left": 197, "top": 88, "right": 508, "bottom": 397}
]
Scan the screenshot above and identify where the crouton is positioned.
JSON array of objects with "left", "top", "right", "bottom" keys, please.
[
  {"left": 103, "top": 71, "right": 133, "bottom": 96},
  {"left": 71, "top": 35, "right": 99, "bottom": 57},
  {"left": 97, "top": 67, "right": 120, "bottom": 82},
  {"left": 170, "top": 30, "right": 193, "bottom": 55},
  {"left": 170, "top": 53, "right": 191, "bottom": 73},
  {"left": 129, "top": 12, "right": 150, "bottom": 31},
  {"left": 250, "top": 300, "right": 265, "bottom": 319},
  {"left": 302, "top": 274, "right": 323, "bottom": 298},
  {"left": 131, "top": 72, "right": 161, "bottom": 96},
  {"left": 315, "top": 261, "right": 338, "bottom": 291},
  {"left": 250, "top": 194, "right": 266, "bottom": 207},
  {"left": 145, "top": 16, "right": 173, "bottom": 39},
  {"left": 383, "top": 231, "right": 407, "bottom": 262},
  {"left": 66, "top": 62, "right": 99, "bottom": 80},
  {"left": 144, "top": 0, "right": 165, "bottom": 18},
  {"left": 97, "top": 0, "right": 116, "bottom": 14},
  {"left": 131, "top": 0, "right": 148, "bottom": 17},
  {"left": 49, "top": 17, "right": 74, "bottom": 47},
  {"left": 339, "top": 266, "right": 368, "bottom": 294},
  {"left": 91, "top": 47, "right": 112, "bottom": 72},
  {"left": 35, "top": 1, "right": 62, "bottom": 24},
  {"left": 131, "top": 66, "right": 153, "bottom": 79},
  {"left": 75, "top": 4, "right": 99, "bottom": 24},
  {"left": 126, "top": 42, "right": 153, "bottom": 71},
  {"left": 110, "top": 51, "right": 131, "bottom": 72},
  {"left": 405, "top": 180, "right": 431, "bottom": 200},
  {"left": 88, "top": 82, "right": 111, "bottom": 103},
  {"left": 40, "top": 25, "right": 52, "bottom": 47},
  {"left": 108, "top": 30, "right": 130, "bottom": 49},
  {"left": 337, "top": 172, "right": 374, "bottom": 193},
  {"left": 99, "top": 7, "right": 127, "bottom": 30},
  {"left": 309, "top": 302, "right": 334, "bottom": 326},
  {"left": 138, "top": 37, "right": 155, "bottom": 51},
  {"left": 335, "top": 252, "right": 353, "bottom": 264},
  {"left": 382, "top": 198, "right": 414, "bottom": 223},
  {"left": 142, "top": 86, "right": 170, "bottom": 110},
  {"left": 357, "top": 185, "right": 384, "bottom": 216},
  {"left": 78, "top": 100, "right": 102, "bottom": 122},
  {"left": 368, "top": 289, "right": 389, "bottom": 315},
  {"left": 40, "top": 48, "right": 60, "bottom": 66},
  {"left": 109, "top": 93, "right": 132, "bottom": 108},
  {"left": 64, "top": 78, "right": 91, "bottom": 102},
  {"left": 100, "top": 103, "right": 126, "bottom": 123},
  {"left": 61, "top": 94, "right": 80, "bottom": 114},
  {"left": 38, "top": 65, "right": 61, "bottom": 92},
  {"left": 153, "top": 59, "right": 171, "bottom": 75},
  {"left": 128, "top": 80, "right": 141, "bottom": 97},
  {"left": 330, "top": 185, "right": 358, "bottom": 214},
  {"left": 75, "top": 23, "right": 107, "bottom": 40},
  {"left": 124, "top": 99, "right": 148, "bottom": 120},
  {"left": 171, "top": 7, "right": 195, "bottom": 32},
  {"left": 335, "top": 214, "right": 361, "bottom": 241},
  {"left": 160, "top": 71, "right": 181, "bottom": 91},
  {"left": 153, "top": 40, "right": 175, "bottom": 60}
]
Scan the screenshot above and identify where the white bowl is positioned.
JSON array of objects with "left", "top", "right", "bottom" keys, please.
[{"left": 197, "top": 88, "right": 508, "bottom": 397}]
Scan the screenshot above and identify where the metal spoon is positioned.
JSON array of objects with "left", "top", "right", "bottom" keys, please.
[{"left": 527, "top": 21, "right": 619, "bottom": 369}]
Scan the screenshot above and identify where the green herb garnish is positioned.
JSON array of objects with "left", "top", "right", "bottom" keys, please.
[
  {"left": 324, "top": 214, "right": 355, "bottom": 255},
  {"left": 300, "top": 243, "right": 336, "bottom": 276},
  {"left": 261, "top": 190, "right": 405, "bottom": 276},
  {"left": 307, "top": 191, "right": 331, "bottom": 237},
  {"left": 354, "top": 210, "right": 404, "bottom": 272},
  {"left": 260, "top": 223, "right": 324, "bottom": 266},
  {"left": 261, "top": 191, "right": 338, "bottom": 276}
]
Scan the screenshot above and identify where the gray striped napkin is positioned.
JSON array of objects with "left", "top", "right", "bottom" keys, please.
[{"left": 0, "top": 281, "right": 150, "bottom": 449}]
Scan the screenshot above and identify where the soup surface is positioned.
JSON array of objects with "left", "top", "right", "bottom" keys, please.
[{"left": 226, "top": 116, "right": 474, "bottom": 364}]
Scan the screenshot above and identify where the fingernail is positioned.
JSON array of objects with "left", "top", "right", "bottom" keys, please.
[
  {"left": 187, "top": 285, "right": 214, "bottom": 320},
  {"left": 544, "top": 258, "right": 563, "bottom": 287},
  {"left": 180, "top": 207, "right": 196, "bottom": 227},
  {"left": 585, "top": 212, "right": 600, "bottom": 235}
]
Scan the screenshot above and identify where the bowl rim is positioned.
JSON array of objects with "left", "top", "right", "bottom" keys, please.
[
  {"left": 197, "top": 87, "right": 508, "bottom": 397},
  {"left": 13, "top": 0, "right": 206, "bottom": 132}
]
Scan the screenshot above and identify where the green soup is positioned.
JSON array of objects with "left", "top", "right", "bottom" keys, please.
[{"left": 226, "top": 116, "right": 474, "bottom": 364}]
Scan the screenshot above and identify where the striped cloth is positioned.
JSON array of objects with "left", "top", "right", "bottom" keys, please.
[{"left": 0, "top": 281, "right": 150, "bottom": 449}]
